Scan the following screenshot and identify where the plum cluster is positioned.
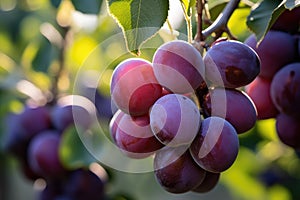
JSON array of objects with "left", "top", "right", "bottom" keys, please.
[
  {"left": 109, "top": 39, "right": 260, "bottom": 194},
  {"left": 244, "top": 7, "right": 300, "bottom": 150},
  {"left": 3, "top": 97, "right": 106, "bottom": 200}
]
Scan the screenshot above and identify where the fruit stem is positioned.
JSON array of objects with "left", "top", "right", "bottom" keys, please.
[
  {"left": 180, "top": 1, "right": 193, "bottom": 43},
  {"left": 166, "top": 19, "right": 176, "bottom": 40},
  {"left": 201, "top": 0, "right": 240, "bottom": 40}
]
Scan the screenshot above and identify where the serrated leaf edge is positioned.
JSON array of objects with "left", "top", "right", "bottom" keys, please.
[{"left": 106, "top": 0, "right": 169, "bottom": 55}]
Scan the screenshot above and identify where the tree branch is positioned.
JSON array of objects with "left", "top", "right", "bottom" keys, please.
[
  {"left": 201, "top": 0, "right": 241, "bottom": 40},
  {"left": 194, "top": 0, "right": 204, "bottom": 42},
  {"left": 49, "top": 26, "right": 70, "bottom": 105}
]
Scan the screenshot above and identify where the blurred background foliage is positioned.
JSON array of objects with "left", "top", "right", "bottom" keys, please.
[{"left": 0, "top": 0, "right": 300, "bottom": 200}]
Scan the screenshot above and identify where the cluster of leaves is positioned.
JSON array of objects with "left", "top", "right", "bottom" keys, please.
[
  {"left": 106, "top": 0, "right": 300, "bottom": 54},
  {"left": 247, "top": 0, "right": 300, "bottom": 42}
]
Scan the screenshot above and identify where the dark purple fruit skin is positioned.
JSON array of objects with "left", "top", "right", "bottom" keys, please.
[
  {"left": 190, "top": 117, "right": 239, "bottom": 173},
  {"left": 270, "top": 63, "right": 300, "bottom": 118},
  {"left": 271, "top": 7, "right": 300, "bottom": 34},
  {"left": 154, "top": 149, "right": 206, "bottom": 194},
  {"left": 276, "top": 113, "right": 300, "bottom": 149},
  {"left": 28, "top": 131, "right": 65, "bottom": 178},
  {"left": 95, "top": 91, "right": 115, "bottom": 119},
  {"left": 51, "top": 105, "right": 92, "bottom": 132},
  {"left": 202, "top": 88, "right": 257, "bottom": 133},
  {"left": 244, "top": 31, "right": 296, "bottom": 80},
  {"left": 63, "top": 169, "right": 105, "bottom": 200},
  {"left": 298, "top": 36, "right": 300, "bottom": 59},
  {"left": 20, "top": 159, "right": 41, "bottom": 181},
  {"left": 3, "top": 106, "right": 51, "bottom": 158},
  {"left": 39, "top": 169, "right": 106, "bottom": 200},
  {"left": 38, "top": 180, "right": 64, "bottom": 200},
  {"left": 192, "top": 171, "right": 220, "bottom": 193},
  {"left": 259, "top": 168, "right": 285, "bottom": 187},
  {"left": 204, "top": 40, "right": 260, "bottom": 88},
  {"left": 78, "top": 83, "right": 115, "bottom": 120}
]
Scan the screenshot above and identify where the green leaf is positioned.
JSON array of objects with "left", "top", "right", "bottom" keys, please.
[
  {"left": 208, "top": 0, "right": 229, "bottom": 9},
  {"left": 228, "top": 5, "right": 253, "bottom": 41},
  {"left": 71, "top": 0, "right": 103, "bottom": 14},
  {"left": 107, "top": 0, "right": 169, "bottom": 55},
  {"left": 50, "top": 0, "right": 62, "bottom": 8},
  {"left": 246, "top": 0, "right": 285, "bottom": 43},
  {"left": 181, "top": 0, "right": 189, "bottom": 13},
  {"left": 32, "top": 37, "right": 58, "bottom": 73},
  {"left": 59, "top": 126, "right": 96, "bottom": 169},
  {"left": 247, "top": 0, "right": 300, "bottom": 43},
  {"left": 190, "top": 0, "right": 196, "bottom": 7}
]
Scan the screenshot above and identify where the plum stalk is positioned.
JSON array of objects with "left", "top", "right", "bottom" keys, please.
[
  {"left": 194, "top": 0, "right": 241, "bottom": 44},
  {"left": 180, "top": 1, "right": 193, "bottom": 43}
]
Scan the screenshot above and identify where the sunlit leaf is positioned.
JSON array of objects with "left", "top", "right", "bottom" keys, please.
[
  {"left": 269, "top": 185, "right": 292, "bottom": 200},
  {"left": 227, "top": 5, "right": 252, "bottom": 41},
  {"left": 67, "top": 34, "right": 99, "bottom": 71},
  {"left": 107, "top": 0, "right": 169, "bottom": 55},
  {"left": 256, "top": 119, "right": 278, "bottom": 141},
  {"left": 59, "top": 126, "right": 96, "bottom": 169},
  {"left": 222, "top": 168, "right": 266, "bottom": 200},
  {"left": 180, "top": 0, "right": 196, "bottom": 16}
]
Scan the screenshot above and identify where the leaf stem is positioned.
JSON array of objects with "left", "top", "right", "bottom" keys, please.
[{"left": 202, "top": 0, "right": 241, "bottom": 40}]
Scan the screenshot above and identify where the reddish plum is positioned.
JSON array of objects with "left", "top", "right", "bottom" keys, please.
[
  {"left": 245, "top": 77, "right": 278, "bottom": 119},
  {"left": 152, "top": 40, "right": 205, "bottom": 93},
  {"left": 110, "top": 58, "right": 162, "bottom": 116},
  {"left": 114, "top": 113, "right": 164, "bottom": 159}
]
